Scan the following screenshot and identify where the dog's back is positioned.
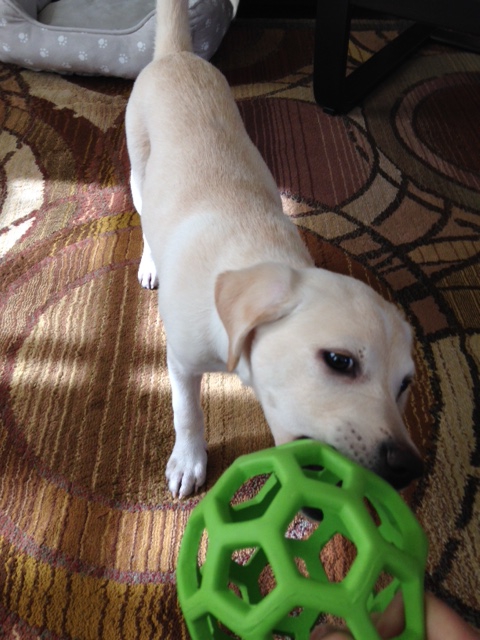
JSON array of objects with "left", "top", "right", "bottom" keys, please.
[{"left": 127, "top": 0, "right": 308, "bottom": 279}]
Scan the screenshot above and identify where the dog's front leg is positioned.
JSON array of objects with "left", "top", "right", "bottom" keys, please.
[{"left": 165, "top": 348, "right": 208, "bottom": 498}]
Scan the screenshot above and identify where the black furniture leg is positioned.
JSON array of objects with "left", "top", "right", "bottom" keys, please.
[
  {"left": 313, "top": 0, "right": 352, "bottom": 113},
  {"left": 314, "top": 0, "right": 432, "bottom": 114}
]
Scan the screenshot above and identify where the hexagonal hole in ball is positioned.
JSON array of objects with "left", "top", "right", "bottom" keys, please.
[
  {"left": 229, "top": 473, "right": 282, "bottom": 522},
  {"left": 196, "top": 528, "right": 209, "bottom": 581},
  {"left": 285, "top": 511, "right": 321, "bottom": 542},
  {"left": 216, "top": 618, "right": 242, "bottom": 639},
  {"left": 284, "top": 509, "right": 358, "bottom": 585},
  {"left": 369, "top": 569, "right": 404, "bottom": 624},
  {"left": 320, "top": 533, "right": 358, "bottom": 584},
  {"left": 228, "top": 546, "right": 278, "bottom": 605}
]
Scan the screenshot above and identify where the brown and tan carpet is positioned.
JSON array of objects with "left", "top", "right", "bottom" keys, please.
[{"left": 0, "top": 17, "right": 479, "bottom": 639}]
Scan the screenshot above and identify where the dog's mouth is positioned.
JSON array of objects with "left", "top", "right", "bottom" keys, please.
[
  {"left": 295, "top": 435, "right": 424, "bottom": 492},
  {"left": 296, "top": 436, "right": 423, "bottom": 522},
  {"left": 372, "top": 442, "right": 424, "bottom": 490},
  {"left": 296, "top": 437, "right": 335, "bottom": 521}
]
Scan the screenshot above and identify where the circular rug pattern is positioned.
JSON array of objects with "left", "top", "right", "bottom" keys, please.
[{"left": 0, "top": 19, "right": 479, "bottom": 639}]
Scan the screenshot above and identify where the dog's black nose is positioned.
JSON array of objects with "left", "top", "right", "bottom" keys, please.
[{"left": 375, "top": 441, "right": 424, "bottom": 490}]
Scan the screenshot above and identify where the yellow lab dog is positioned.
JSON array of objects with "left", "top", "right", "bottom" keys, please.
[{"left": 125, "top": 0, "right": 423, "bottom": 498}]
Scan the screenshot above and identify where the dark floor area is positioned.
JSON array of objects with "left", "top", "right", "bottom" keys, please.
[
  {"left": 236, "top": 1, "right": 376, "bottom": 19},
  {"left": 236, "top": 0, "right": 316, "bottom": 19}
]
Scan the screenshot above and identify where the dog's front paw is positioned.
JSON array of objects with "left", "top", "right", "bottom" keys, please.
[
  {"left": 138, "top": 248, "right": 158, "bottom": 289},
  {"left": 166, "top": 443, "right": 207, "bottom": 498}
]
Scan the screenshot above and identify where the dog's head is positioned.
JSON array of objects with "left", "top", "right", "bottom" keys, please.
[{"left": 215, "top": 262, "right": 423, "bottom": 490}]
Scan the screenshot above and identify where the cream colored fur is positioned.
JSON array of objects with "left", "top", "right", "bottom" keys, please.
[{"left": 125, "top": 0, "right": 423, "bottom": 498}]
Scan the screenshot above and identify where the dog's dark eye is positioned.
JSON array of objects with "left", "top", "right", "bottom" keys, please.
[
  {"left": 322, "top": 351, "right": 356, "bottom": 375},
  {"left": 398, "top": 376, "right": 412, "bottom": 396}
]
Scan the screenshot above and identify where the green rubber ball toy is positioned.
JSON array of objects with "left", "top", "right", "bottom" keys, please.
[{"left": 177, "top": 440, "right": 428, "bottom": 640}]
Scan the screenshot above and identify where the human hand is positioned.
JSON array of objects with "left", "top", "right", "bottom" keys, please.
[{"left": 310, "top": 592, "right": 480, "bottom": 639}]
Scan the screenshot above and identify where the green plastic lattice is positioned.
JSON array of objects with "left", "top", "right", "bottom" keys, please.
[{"left": 177, "top": 440, "right": 428, "bottom": 640}]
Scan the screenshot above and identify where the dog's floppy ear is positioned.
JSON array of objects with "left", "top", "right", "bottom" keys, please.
[{"left": 215, "top": 262, "right": 300, "bottom": 372}]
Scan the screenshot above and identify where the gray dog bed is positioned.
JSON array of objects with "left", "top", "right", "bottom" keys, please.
[{"left": 0, "top": 0, "right": 238, "bottom": 78}]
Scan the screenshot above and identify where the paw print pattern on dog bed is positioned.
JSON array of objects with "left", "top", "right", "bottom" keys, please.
[{"left": 0, "top": 0, "right": 238, "bottom": 78}]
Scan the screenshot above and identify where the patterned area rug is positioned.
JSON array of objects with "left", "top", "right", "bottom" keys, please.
[{"left": 0, "top": 18, "right": 479, "bottom": 638}]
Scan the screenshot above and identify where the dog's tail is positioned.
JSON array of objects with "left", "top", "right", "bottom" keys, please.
[{"left": 153, "top": 0, "right": 193, "bottom": 60}]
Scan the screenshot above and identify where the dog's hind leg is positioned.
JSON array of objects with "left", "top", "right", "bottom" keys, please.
[
  {"left": 137, "top": 236, "right": 158, "bottom": 290},
  {"left": 125, "top": 101, "right": 159, "bottom": 289}
]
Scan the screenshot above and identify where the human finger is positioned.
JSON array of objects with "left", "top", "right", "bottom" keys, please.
[
  {"left": 309, "top": 626, "right": 351, "bottom": 640},
  {"left": 375, "top": 590, "right": 405, "bottom": 638},
  {"left": 424, "top": 593, "right": 480, "bottom": 640}
]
